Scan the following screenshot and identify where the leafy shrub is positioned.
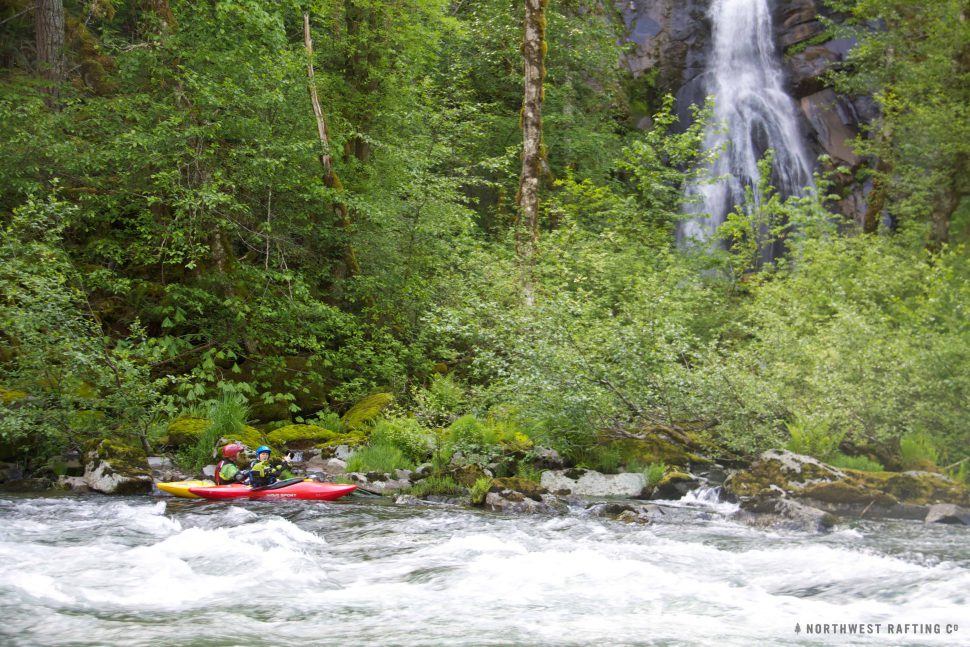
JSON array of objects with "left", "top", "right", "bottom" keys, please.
[
  {"left": 306, "top": 410, "right": 346, "bottom": 434},
  {"left": 370, "top": 417, "right": 434, "bottom": 463},
  {"left": 515, "top": 462, "right": 543, "bottom": 483},
  {"left": 470, "top": 476, "right": 493, "bottom": 505},
  {"left": 899, "top": 432, "right": 939, "bottom": 471},
  {"left": 413, "top": 374, "right": 467, "bottom": 427},
  {"left": 827, "top": 453, "right": 884, "bottom": 472},
  {"left": 346, "top": 443, "right": 411, "bottom": 474},
  {"left": 445, "top": 415, "right": 500, "bottom": 466}
]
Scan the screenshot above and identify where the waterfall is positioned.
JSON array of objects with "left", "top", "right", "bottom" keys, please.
[{"left": 681, "top": 0, "right": 814, "bottom": 254}]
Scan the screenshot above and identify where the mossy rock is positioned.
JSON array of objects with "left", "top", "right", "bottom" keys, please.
[
  {"left": 800, "top": 480, "right": 898, "bottom": 506},
  {"left": 725, "top": 450, "right": 845, "bottom": 498},
  {"left": 341, "top": 393, "right": 394, "bottom": 430},
  {"left": 166, "top": 417, "right": 264, "bottom": 449},
  {"left": 316, "top": 431, "right": 367, "bottom": 452},
  {"left": 491, "top": 476, "right": 548, "bottom": 501},
  {"left": 449, "top": 463, "right": 488, "bottom": 487},
  {"left": 266, "top": 425, "right": 341, "bottom": 450},
  {"left": 86, "top": 438, "right": 151, "bottom": 478},
  {"left": 0, "top": 387, "right": 28, "bottom": 405},
  {"left": 610, "top": 432, "right": 710, "bottom": 469},
  {"left": 880, "top": 472, "right": 970, "bottom": 506}
]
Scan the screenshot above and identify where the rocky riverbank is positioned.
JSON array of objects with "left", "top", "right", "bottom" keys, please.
[{"left": 2, "top": 429, "right": 968, "bottom": 533}]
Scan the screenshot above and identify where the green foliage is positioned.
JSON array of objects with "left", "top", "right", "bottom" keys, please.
[
  {"left": 899, "top": 433, "right": 940, "bottom": 471},
  {"left": 345, "top": 443, "right": 411, "bottom": 474},
  {"left": 783, "top": 413, "right": 843, "bottom": 461},
  {"left": 407, "top": 475, "right": 466, "bottom": 498},
  {"left": 470, "top": 476, "right": 494, "bottom": 505},
  {"left": 827, "top": 454, "right": 885, "bottom": 472},
  {"left": 643, "top": 462, "right": 667, "bottom": 487},
  {"left": 412, "top": 374, "right": 467, "bottom": 427},
  {"left": 369, "top": 417, "right": 434, "bottom": 464},
  {"left": 445, "top": 415, "right": 501, "bottom": 466}
]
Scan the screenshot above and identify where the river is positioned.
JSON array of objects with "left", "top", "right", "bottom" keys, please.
[{"left": 1, "top": 493, "right": 967, "bottom": 646}]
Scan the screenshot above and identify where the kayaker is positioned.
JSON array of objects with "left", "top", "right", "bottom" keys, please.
[
  {"left": 214, "top": 444, "right": 249, "bottom": 485},
  {"left": 248, "top": 445, "right": 292, "bottom": 487}
]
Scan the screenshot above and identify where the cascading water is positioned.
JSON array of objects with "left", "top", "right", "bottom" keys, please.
[{"left": 681, "top": 0, "right": 815, "bottom": 254}]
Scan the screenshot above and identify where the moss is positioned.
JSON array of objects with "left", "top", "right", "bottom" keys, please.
[
  {"left": 87, "top": 438, "right": 151, "bottom": 477},
  {"left": 801, "top": 480, "right": 898, "bottom": 506},
  {"left": 166, "top": 416, "right": 263, "bottom": 449},
  {"left": 316, "top": 431, "right": 367, "bottom": 451},
  {"left": 0, "top": 388, "right": 28, "bottom": 404},
  {"left": 491, "top": 476, "right": 548, "bottom": 501},
  {"left": 611, "top": 433, "right": 711, "bottom": 469},
  {"left": 266, "top": 424, "right": 340, "bottom": 449},
  {"left": 341, "top": 393, "right": 394, "bottom": 430}
]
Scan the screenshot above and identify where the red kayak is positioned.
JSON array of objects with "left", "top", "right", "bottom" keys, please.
[{"left": 188, "top": 478, "right": 356, "bottom": 501}]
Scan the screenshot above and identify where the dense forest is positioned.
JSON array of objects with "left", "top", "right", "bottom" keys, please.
[{"left": 1, "top": 0, "right": 969, "bottom": 483}]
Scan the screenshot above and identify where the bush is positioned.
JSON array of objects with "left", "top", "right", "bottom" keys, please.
[
  {"left": 370, "top": 417, "right": 434, "bottom": 463},
  {"left": 346, "top": 442, "right": 411, "bottom": 474},
  {"left": 643, "top": 461, "right": 666, "bottom": 487},
  {"left": 413, "top": 374, "right": 467, "bottom": 427},
  {"left": 445, "top": 415, "right": 500, "bottom": 466},
  {"left": 899, "top": 432, "right": 939, "bottom": 471}
]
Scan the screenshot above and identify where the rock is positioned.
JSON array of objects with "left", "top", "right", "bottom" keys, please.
[
  {"left": 147, "top": 456, "right": 172, "bottom": 469},
  {"left": 736, "top": 496, "right": 837, "bottom": 533},
  {"left": 724, "top": 449, "right": 846, "bottom": 498},
  {"left": 540, "top": 469, "right": 646, "bottom": 497},
  {"left": 394, "top": 469, "right": 413, "bottom": 481},
  {"left": 303, "top": 454, "right": 347, "bottom": 476},
  {"left": 531, "top": 447, "right": 564, "bottom": 469},
  {"left": 652, "top": 471, "right": 701, "bottom": 499},
  {"left": 333, "top": 445, "right": 354, "bottom": 461},
  {"left": 201, "top": 464, "right": 216, "bottom": 478},
  {"left": 587, "top": 501, "right": 663, "bottom": 523},
  {"left": 357, "top": 478, "right": 410, "bottom": 494},
  {"left": 83, "top": 439, "right": 154, "bottom": 495},
  {"left": 0, "top": 462, "right": 24, "bottom": 483},
  {"left": 490, "top": 477, "right": 548, "bottom": 502},
  {"left": 484, "top": 491, "right": 563, "bottom": 514},
  {"left": 394, "top": 494, "right": 424, "bottom": 506},
  {"left": 449, "top": 464, "right": 490, "bottom": 487},
  {"left": 924, "top": 504, "right": 970, "bottom": 525},
  {"left": 787, "top": 45, "right": 841, "bottom": 96},
  {"left": 266, "top": 424, "right": 341, "bottom": 450},
  {"left": 0, "top": 478, "right": 53, "bottom": 492},
  {"left": 800, "top": 89, "right": 862, "bottom": 166},
  {"left": 57, "top": 476, "right": 90, "bottom": 493}
]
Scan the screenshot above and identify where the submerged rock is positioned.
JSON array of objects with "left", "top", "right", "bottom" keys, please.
[
  {"left": 735, "top": 497, "right": 837, "bottom": 533},
  {"left": 483, "top": 491, "right": 565, "bottom": 515}
]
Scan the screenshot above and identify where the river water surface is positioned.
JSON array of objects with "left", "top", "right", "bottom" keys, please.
[{"left": 1, "top": 493, "right": 967, "bottom": 646}]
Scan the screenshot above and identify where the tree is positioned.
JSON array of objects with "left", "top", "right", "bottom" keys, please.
[
  {"left": 517, "top": 0, "right": 547, "bottom": 305},
  {"left": 34, "top": 0, "right": 65, "bottom": 102}
]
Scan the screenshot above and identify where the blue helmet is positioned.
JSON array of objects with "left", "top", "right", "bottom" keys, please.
[{"left": 256, "top": 445, "right": 271, "bottom": 456}]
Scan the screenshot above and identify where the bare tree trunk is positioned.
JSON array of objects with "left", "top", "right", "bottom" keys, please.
[
  {"left": 928, "top": 175, "right": 957, "bottom": 251},
  {"left": 304, "top": 13, "right": 360, "bottom": 279},
  {"left": 35, "top": 0, "right": 66, "bottom": 102},
  {"left": 516, "top": 0, "right": 546, "bottom": 306}
]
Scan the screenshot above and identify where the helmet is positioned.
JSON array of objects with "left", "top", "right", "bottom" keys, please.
[
  {"left": 255, "top": 445, "right": 272, "bottom": 457},
  {"left": 222, "top": 443, "right": 244, "bottom": 459}
]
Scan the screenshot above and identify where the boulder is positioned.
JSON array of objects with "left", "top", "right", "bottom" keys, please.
[
  {"left": 924, "top": 504, "right": 970, "bottom": 526},
  {"left": 57, "top": 476, "right": 90, "bottom": 493},
  {"left": 541, "top": 469, "right": 646, "bottom": 497},
  {"left": 652, "top": 471, "right": 701, "bottom": 499},
  {"left": 724, "top": 449, "right": 846, "bottom": 498},
  {"left": 490, "top": 477, "right": 548, "bottom": 502},
  {"left": 83, "top": 439, "right": 153, "bottom": 495},
  {"left": 800, "top": 89, "right": 862, "bottom": 166},
  {"left": 735, "top": 496, "right": 838, "bottom": 533},
  {"left": 587, "top": 501, "right": 664, "bottom": 524}
]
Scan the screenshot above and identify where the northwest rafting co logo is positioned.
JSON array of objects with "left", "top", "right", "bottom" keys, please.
[{"left": 795, "top": 622, "right": 960, "bottom": 636}]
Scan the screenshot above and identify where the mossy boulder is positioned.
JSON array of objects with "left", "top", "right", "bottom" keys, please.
[
  {"left": 610, "top": 426, "right": 711, "bottom": 469},
  {"left": 341, "top": 393, "right": 394, "bottom": 430},
  {"left": 266, "top": 424, "right": 341, "bottom": 450},
  {"left": 83, "top": 438, "right": 153, "bottom": 495},
  {"left": 490, "top": 476, "right": 548, "bottom": 501},
  {"left": 164, "top": 417, "right": 264, "bottom": 449},
  {"left": 726, "top": 450, "right": 970, "bottom": 509}
]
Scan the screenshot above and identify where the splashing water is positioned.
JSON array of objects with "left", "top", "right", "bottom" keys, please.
[
  {"left": 1, "top": 493, "right": 968, "bottom": 646},
  {"left": 682, "top": 0, "right": 814, "bottom": 255}
]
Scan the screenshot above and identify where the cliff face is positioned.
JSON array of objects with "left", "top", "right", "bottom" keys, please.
[{"left": 622, "top": 0, "right": 871, "bottom": 224}]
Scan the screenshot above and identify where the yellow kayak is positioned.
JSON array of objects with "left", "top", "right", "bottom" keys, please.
[{"left": 156, "top": 480, "right": 215, "bottom": 499}]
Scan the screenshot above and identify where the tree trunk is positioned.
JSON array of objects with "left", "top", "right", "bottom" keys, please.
[
  {"left": 304, "top": 13, "right": 360, "bottom": 279},
  {"left": 928, "top": 174, "right": 957, "bottom": 251},
  {"left": 517, "top": 0, "right": 546, "bottom": 306},
  {"left": 35, "top": 0, "right": 66, "bottom": 101},
  {"left": 342, "top": 1, "right": 382, "bottom": 163}
]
